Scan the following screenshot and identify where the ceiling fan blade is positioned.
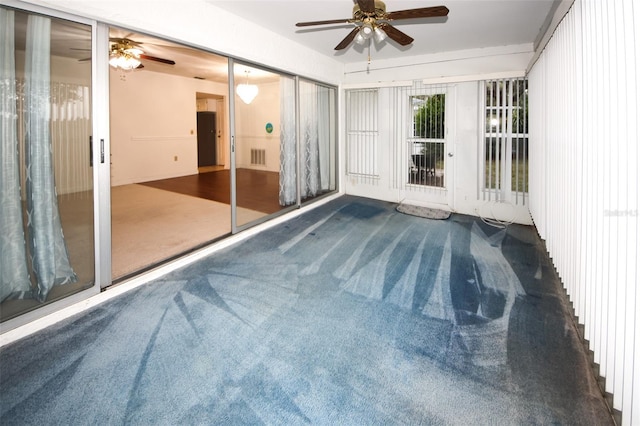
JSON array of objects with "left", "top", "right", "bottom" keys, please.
[
  {"left": 379, "top": 23, "right": 413, "bottom": 46},
  {"left": 335, "top": 27, "right": 360, "bottom": 50},
  {"left": 357, "top": 0, "right": 375, "bottom": 14},
  {"left": 386, "top": 5, "right": 449, "bottom": 21},
  {"left": 296, "top": 18, "right": 352, "bottom": 27},
  {"left": 139, "top": 54, "right": 175, "bottom": 65},
  {"left": 109, "top": 37, "right": 141, "bottom": 45}
]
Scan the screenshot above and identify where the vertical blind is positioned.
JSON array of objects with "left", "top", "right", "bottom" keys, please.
[
  {"left": 482, "top": 78, "right": 528, "bottom": 205},
  {"left": 528, "top": 1, "right": 639, "bottom": 424},
  {"left": 345, "top": 89, "right": 379, "bottom": 180}
]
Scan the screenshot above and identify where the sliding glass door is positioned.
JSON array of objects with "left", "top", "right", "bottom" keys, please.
[
  {"left": 0, "top": 5, "right": 338, "bottom": 326},
  {"left": 231, "top": 65, "right": 337, "bottom": 229},
  {"left": 299, "top": 79, "right": 337, "bottom": 205},
  {"left": 232, "top": 63, "right": 295, "bottom": 228},
  {"left": 1, "top": 5, "right": 96, "bottom": 322}
]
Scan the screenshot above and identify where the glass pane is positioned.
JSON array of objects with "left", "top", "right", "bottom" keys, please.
[
  {"left": 483, "top": 78, "right": 529, "bottom": 198},
  {"left": 1, "top": 7, "right": 94, "bottom": 321},
  {"left": 408, "top": 93, "right": 445, "bottom": 187},
  {"left": 108, "top": 30, "right": 232, "bottom": 279},
  {"left": 412, "top": 94, "right": 445, "bottom": 139},
  {"left": 485, "top": 137, "right": 502, "bottom": 190},
  {"left": 234, "top": 64, "right": 289, "bottom": 227},
  {"left": 346, "top": 89, "right": 378, "bottom": 177},
  {"left": 512, "top": 137, "right": 528, "bottom": 193},
  {"left": 300, "top": 81, "right": 337, "bottom": 203}
]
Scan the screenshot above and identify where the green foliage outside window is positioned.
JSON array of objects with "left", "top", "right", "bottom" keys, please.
[{"left": 413, "top": 94, "right": 445, "bottom": 139}]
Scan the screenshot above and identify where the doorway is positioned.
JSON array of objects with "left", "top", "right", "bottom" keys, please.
[
  {"left": 197, "top": 111, "right": 217, "bottom": 167},
  {"left": 398, "top": 83, "right": 453, "bottom": 209},
  {"left": 196, "top": 93, "right": 226, "bottom": 172}
]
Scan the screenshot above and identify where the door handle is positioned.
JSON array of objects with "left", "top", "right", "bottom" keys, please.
[{"left": 448, "top": 152, "right": 453, "bottom": 157}]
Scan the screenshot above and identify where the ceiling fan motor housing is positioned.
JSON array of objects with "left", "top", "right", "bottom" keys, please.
[{"left": 353, "top": 0, "right": 387, "bottom": 21}]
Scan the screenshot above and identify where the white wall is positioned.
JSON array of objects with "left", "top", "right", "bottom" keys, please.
[
  {"left": 109, "top": 68, "right": 228, "bottom": 185},
  {"left": 343, "top": 44, "right": 533, "bottom": 84},
  {"left": 529, "top": 1, "right": 639, "bottom": 424},
  {"left": 342, "top": 45, "right": 533, "bottom": 224},
  {"left": 235, "top": 80, "right": 280, "bottom": 172}
]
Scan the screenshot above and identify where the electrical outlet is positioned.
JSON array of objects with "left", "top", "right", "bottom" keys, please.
[{"left": 174, "top": 156, "right": 178, "bottom": 161}]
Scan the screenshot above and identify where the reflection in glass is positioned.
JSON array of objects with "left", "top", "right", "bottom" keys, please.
[
  {"left": 234, "top": 65, "right": 291, "bottom": 227},
  {"left": 0, "top": 7, "right": 94, "bottom": 322},
  {"left": 298, "top": 81, "right": 337, "bottom": 203}
]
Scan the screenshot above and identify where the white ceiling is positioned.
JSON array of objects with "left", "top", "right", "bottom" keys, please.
[
  {"left": 20, "top": 0, "right": 559, "bottom": 83},
  {"left": 207, "top": 0, "right": 560, "bottom": 64}
]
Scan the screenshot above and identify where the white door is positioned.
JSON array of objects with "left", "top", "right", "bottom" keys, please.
[{"left": 398, "top": 84, "right": 453, "bottom": 209}]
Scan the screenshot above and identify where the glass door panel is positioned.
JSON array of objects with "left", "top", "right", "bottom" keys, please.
[
  {"left": 299, "top": 80, "right": 337, "bottom": 205},
  {"left": 1, "top": 6, "right": 94, "bottom": 321},
  {"left": 408, "top": 93, "right": 446, "bottom": 188},
  {"left": 108, "top": 29, "right": 231, "bottom": 280},
  {"left": 233, "top": 64, "right": 292, "bottom": 228}
]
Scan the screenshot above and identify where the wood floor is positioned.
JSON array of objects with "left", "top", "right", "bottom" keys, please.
[{"left": 140, "top": 168, "right": 283, "bottom": 214}]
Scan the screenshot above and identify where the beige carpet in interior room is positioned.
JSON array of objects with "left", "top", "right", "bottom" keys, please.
[{"left": 111, "top": 184, "right": 264, "bottom": 279}]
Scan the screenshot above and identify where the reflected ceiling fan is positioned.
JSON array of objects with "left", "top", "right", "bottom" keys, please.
[
  {"left": 107, "top": 37, "right": 176, "bottom": 70},
  {"left": 296, "top": 0, "right": 449, "bottom": 51}
]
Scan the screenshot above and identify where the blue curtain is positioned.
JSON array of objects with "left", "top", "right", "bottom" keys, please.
[
  {"left": 24, "top": 14, "right": 77, "bottom": 302},
  {"left": 0, "top": 9, "right": 31, "bottom": 301},
  {"left": 0, "top": 12, "right": 77, "bottom": 303}
]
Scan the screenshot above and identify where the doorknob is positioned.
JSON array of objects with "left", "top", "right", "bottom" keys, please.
[{"left": 448, "top": 152, "right": 453, "bottom": 157}]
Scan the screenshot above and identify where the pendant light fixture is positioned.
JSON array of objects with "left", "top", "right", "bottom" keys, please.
[{"left": 236, "top": 70, "right": 258, "bottom": 104}]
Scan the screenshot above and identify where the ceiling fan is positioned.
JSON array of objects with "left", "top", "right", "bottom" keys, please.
[
  {"left": 108, "top": 38, "right": 176, "bottom": 70},
  {"left": 296, "top": 0, "right": 449, "bottom": 51}
]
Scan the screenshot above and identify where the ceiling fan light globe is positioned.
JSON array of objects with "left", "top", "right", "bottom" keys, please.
[
  {"left": 355, "top": 31, "right": 367, "bottom": 45},
  {"left": 124, "top": 47, "right": 143, "bottom": 57},
  {"left": 236, "top": 84, "right": 258, "bottom": 104},
  {"left": 109, "top": 54, "right": 140, "bottom": 70},
  {"left": 374, "top": 26, "right": 387, "bottom": 43}
]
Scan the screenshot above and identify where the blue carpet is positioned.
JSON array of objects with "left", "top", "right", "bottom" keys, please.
[{"left": 0, "top": 196, "right": 612, "bottom": 425}]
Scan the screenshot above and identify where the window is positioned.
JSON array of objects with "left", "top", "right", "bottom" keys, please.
[
  {"left": 346, "top": 89, "right": 378, "bottom": 177},
  {"left": 483, "top": 78, "right": 528, "bottom": 203}
]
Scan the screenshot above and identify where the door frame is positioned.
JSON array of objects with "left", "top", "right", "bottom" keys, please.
[{"left": 398, "top": 84, "right": 455, "bottom": 210}]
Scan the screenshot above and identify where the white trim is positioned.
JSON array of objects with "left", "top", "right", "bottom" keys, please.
[
  {"left": 341, "top": 81, "right": 413, "bottom": 89},
  {"left": 423, "top": 71, "right": 526, "bottom": 85}
]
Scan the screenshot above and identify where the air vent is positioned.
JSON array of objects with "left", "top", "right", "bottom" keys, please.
[{"left": 251, "top": 149, "right": 266, "bottom": 166}]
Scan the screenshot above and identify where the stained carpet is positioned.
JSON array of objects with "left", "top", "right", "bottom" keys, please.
[{"left": 0, "top": 196, "right": 612, "bottom": 425}]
